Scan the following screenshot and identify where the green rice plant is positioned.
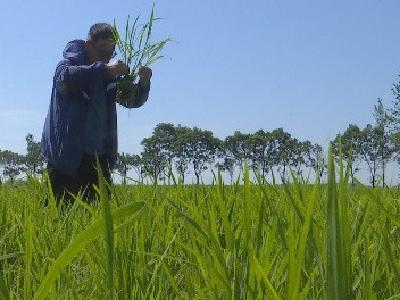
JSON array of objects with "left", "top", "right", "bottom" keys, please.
[
  {"left": 326, "top": 145, "right": 352, "bottom": 300},
  {"left": 23, "top": 213, "right": 33, "bottom": 300},
  {"left": 0, "top": 147, "right": 400, "bottom": 298},
  {"left": 0, "top": 268, "right": 9, "bottom": 300},
  {"left": 287, "top": 171, "right": 320, "bottom": 300},
  {"left": 33, "top": 201, "right": 146, "bottom": 299},
  {"left": 112, "top": 3, "right": 171, "bottom": 106},
  {"left": 96, "top": 156, "right": 115, "bottom": 299}
]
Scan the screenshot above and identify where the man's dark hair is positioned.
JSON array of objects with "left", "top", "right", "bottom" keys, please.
[{"left": 88, "top": 23, "right": 114, "bottom": 41}]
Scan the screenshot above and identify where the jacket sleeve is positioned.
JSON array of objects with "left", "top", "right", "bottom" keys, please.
[
  {"left": 55, "top": 59, "right": 110, "bottom": 93},
  {"left": 131, "top": 80, "right": 151, "bottom": 108}
]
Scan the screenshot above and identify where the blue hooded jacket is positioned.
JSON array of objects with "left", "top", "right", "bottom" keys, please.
[{"left": 41, "top": 40, "right": 150, "bottom": 177}]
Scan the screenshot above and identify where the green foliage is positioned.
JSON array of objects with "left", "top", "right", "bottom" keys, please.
[
  {"left": 25, "top": 133, "right": 45, "bottom": 176},
  {"left": 112, "top": 3, "right": 171, "bottom": 77},
  {"left": 0, "top": 150, "right": 26, "bottom": 183},
  {"left": 141, "top": 124, "right": 222, "bottom": 184},
  {"left": 112, "top": 4, "right": 171, "bottom": 105},
  {"left": 0, "top": 152, "right": 399, "bottom": 299}
]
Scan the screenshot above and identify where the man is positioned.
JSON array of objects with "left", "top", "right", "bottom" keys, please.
[{"left": 41, "top": 23, "right": 152, "bottom": 204}]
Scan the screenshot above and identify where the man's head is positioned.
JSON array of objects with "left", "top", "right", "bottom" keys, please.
[{"left": 85, "top": 23, "right": 116, "bottom": 63}]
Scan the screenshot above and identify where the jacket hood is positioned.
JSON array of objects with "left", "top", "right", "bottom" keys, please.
[{"left": 63, "top": 39, "right": 86, "bottom": 64}]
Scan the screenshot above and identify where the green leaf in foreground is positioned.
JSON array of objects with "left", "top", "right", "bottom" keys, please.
[
  {"left": 96, "top": 156, "right": 114, "bottom": 299},
  {"left": 33, "top": 201, "right": 146, "bottom": 300},
  {"left": 326, "top": 146, "right": 352, "bottom": 300},
  {"left": 24, "top": 214, "right": 33, "bottom": 300},
  {"left": 0, "top": 272, "right": 9, "bottom": 300}
]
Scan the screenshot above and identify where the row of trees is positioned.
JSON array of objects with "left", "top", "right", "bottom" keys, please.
[
  {"left": 0, "top": 126, "right": 323, "bottom": 184},
  {"left": 115, "top": 124, "right": 324, "bottom": 184},
  {"left": 1, "top": 78, "right": 400, "bottom": 186},
  {"left": 0, "top": 120, "right": 396, "bottom": 186},
  {"left": 0, "top": 134, "right": 44, "bottom": 183},
  {"left": 331, "top": 79, "right": 400, "bottom": 187}
]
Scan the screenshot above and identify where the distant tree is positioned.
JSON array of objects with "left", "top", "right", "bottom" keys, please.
[
  {"left": 217, "top": 157, "right": 235, "bottom": 183},
  {"left": 360, "top": 124, "right": 381, "bottom": 188},
  {"left": 115, "top": 152, "right": 135, "bottom": 185},
  {"left": 290, "top": 139, "right": 308, "bottom": 178},
  {"left": 173, "top": 125, "right": 192, "bottom": 184},
  {"left": 224, "top": 131, "right": 251, "bottom": 173},
  {"left": 331, "top": 124, "right": 363, "bottom": 184},
  {"left": 130, "top": 154, "right": 145, "bottom": 183},
  {"left": 303, "top": 142, "right": 326, "bottom": 179},
  {"left": 0, "top": 150, "right": 3, "bottom": 184},
  {"left": 373, "top": 99, "right": 394, "bottom": 187},
  {"left": 188, "top": 127, "right": 221, "bottom": 184},
  {"left": 387, "top": 76, "right": 400, "bottom": 184},
  {"left": 0, "top": 150, "right": 26, "bottom": 183},
  {"left": 25, "top": 133, "right": 45, "bottom": 176},
  {"left": 388, "top": 76, "right": 400, "bottom": 130},
  {"left": 248, "top": 130, "right": 277, "bottom": 183},
  {"left": 274, "top": 128, "right": 293, "bottom": 181},
  {"left": 141, "top": 136, "right": 167, "bottom": 185},
  {"left": 152, "top": 123, "right": 177, "bottom": 184},
  {"left": 141, "top": 123, "right": 177, "bottom": 184}
]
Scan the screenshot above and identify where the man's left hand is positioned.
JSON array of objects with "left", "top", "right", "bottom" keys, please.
[{"left": 138, "top": 65, "right": 152, "bottom": 88}]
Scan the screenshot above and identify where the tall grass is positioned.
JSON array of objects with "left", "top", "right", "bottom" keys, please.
[{"left": 0, "top": 149, "right": 399, "bottom": 298}]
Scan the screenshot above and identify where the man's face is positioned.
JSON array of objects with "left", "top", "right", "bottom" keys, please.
[{"left": 92, "top": 37, "right": 116, "bottom": 63}]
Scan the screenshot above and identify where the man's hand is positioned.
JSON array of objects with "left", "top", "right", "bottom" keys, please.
[
  {"left": 138, "top": 65, "right": 152, "bottom": 88},
  {"left": 106, "top": 60, "right": 130, "bottom": 77}
]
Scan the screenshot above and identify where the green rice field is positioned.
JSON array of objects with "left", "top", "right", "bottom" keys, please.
[{"left": 0, "top": 153, "right": 399, "bottom": 299}]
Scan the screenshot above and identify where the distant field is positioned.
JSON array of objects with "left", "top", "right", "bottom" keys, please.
[{"left": 0, "top": 159, "right": 399, "bottom": 299}]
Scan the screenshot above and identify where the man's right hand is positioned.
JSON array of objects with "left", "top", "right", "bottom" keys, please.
[{"left": 106, "top": 60, "right": 130, "bottom": 77}]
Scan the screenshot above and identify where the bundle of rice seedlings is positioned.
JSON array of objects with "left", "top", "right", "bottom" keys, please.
[{"left": 112, "top": 3, "right": 171, "bottom": 107}]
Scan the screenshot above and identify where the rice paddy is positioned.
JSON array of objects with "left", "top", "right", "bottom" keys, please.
[{"left": 0, "top": 152, "right": 399, "bottom": 299}]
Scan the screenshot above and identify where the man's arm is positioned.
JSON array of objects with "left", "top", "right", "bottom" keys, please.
[
  {"left": 55, "top": 60, "right": 108, "bottom": 92},
  {"left": 55, "top": 60, "right": 129, "bottom": 93}
]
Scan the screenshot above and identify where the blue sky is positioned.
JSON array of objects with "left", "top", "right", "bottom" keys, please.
[{"left": 1, "top": 0, "right": 399, "bottom": 160}]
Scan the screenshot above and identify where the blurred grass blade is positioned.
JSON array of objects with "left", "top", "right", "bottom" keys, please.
[
  {"left": 24, "top": 213, "right": 33, "bottom": 300},
  {"left": 250, "top": 247, "right": 280, "bottom": 300},
  {"left": 0, "top": 269, "right": 10, "bottom": 300},
  {"left": 95, "top": 156, "right": 114, "bottom": 299},
  {"left": 380, "top": 219, "right": 400, "bottom": 281},
  {"left": 326, "top": 146, "right": 352, "bottom": 300},
  {"left": 326, "top": 147, "right": 341, "bottom": 300},
  {"left": 338, "top": 139, "right": 352, "bottom": 300},
  {"left": 288, "top": 173, "right": 320, "bottom": 300}
]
